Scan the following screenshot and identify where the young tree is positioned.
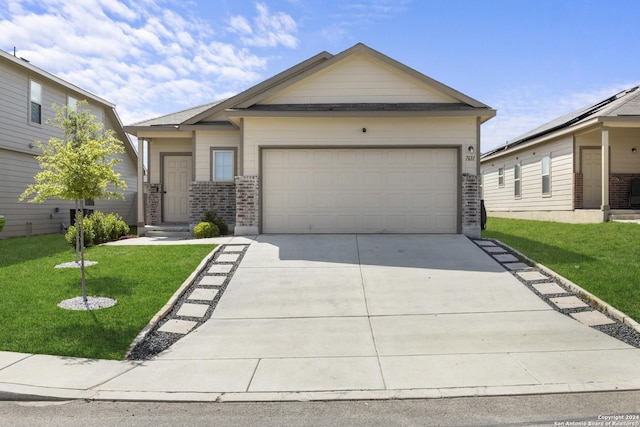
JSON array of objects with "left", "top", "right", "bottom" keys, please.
[{"left": 20, "top": 101, "right": 127, "bottom": 304}]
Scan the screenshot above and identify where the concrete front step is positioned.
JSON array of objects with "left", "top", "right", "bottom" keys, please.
[
  {"left": 609, "top": 214, "right": 640, "bottom": 221},
  {"left": 144, "top": 224, "right": 191, "bottom": 238}
]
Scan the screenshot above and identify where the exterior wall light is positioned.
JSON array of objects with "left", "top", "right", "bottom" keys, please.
[
  {"left": 467, "top": 146, "right": 475, "bottom": 153},
  {"left": 632, "top": 147, "right": 637, "bottom": 153}
]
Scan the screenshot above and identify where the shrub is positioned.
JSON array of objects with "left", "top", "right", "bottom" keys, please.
[
  {"left": 64, "top": 211, "right": 129, "bottom": 247},
  {"left": 0, "top": 215, "right": 5, "bottom": 232},
  {"left": 193, "top": 221, "right": 219, "bottom": 239},
  {"left": 202, "top": 210, "right": 229, "bottom": 235}
]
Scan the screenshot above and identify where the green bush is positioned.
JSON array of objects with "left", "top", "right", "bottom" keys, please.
[
  {"left": 202, "top": 210, "right": 229, "bottom": 235},
  {"left": 193, "top": 221, "right": 219, "bottom": 239},
  {"left": 64, "top": 211, "right": 129, "bottom": 247},
  {"left": 0, "top": 215, "right": 5, "bottom": 232}
]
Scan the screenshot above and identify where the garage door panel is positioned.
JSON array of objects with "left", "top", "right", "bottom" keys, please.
[{"left": 263, "top": 148, "right": 458, "bottom": 234}]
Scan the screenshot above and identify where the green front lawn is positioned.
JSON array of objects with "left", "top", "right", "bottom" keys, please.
[
  {"left": 483, "top": 217, "right": 640, "bottom": 322},
  {"left": 0, "top": 234, "right": 215, "bottom": 360}
]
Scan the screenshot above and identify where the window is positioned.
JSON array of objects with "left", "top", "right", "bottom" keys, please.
[
  {"left": 514, "top": 163, "right": 521, "bottom": 198},
  {"left": 68, "top": 95, "right": 78, "bottom": 112},
  {"left": 541, "top": 155, "right": 550, "bottom": 195},
  {"left": 498, "top": 167, "right": 504, "bottom": 187},
  {"left": 30, "top": 80, "right": 42, "bottom": 124},
  {"left": 212, "top": 150, "right": 234, "bottom": 181}
]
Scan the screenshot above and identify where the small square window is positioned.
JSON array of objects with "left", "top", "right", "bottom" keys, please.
[
  {"left": 30, "top": 80, "right": 42, "bottom": 124},
  {"left": 212, "top": 150, "right": 234, "bottom": 181}
]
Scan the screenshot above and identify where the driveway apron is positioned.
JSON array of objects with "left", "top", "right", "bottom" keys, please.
[{"left": 99, "top": 234, "right": 640, "bottom": 396}]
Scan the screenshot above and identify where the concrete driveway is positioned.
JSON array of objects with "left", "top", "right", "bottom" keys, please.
[{"left": 96, "top": 234, "right": 640, "bottom": 399}]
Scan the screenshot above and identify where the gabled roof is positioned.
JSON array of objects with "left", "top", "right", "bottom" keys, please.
[
  {"left": 482, "top": 85, "right": 640, "bottom": 159},
  {"left": 126, "top": 43, "right": 495, "bottom": 133},
  {"left": 0, "top": 48, "right": 137, "bottom": 160}
]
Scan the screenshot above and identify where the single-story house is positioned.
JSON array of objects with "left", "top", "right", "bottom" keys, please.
[
  {"left": 126, "top": 43, "right": 495, "bottom": 237},
  {"left": 0, "top": 48, "right": 138, "bottom": 239},
  {"left": 481, "top": 86, "right": 640, "bottom": 223}
]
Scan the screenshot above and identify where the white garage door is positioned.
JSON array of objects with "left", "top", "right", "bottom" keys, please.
[{"left": 262, "top": 148, "right": 458, "bottom": 234}]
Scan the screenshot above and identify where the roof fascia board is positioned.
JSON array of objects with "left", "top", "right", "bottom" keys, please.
[
  {"left": 598, "top": 116, "right": 640, "bottom": 127},
  {"left": 182, "top": 51, "right": 333, "bottom": 125},
  {"left": 352, "top": 43, "right": 491, "bottom": 109},
  {"left": 225, "top": 108, "right": 496, "bottom": 120},
  {"left": 235, "top": 43, "right": 492, "bottom": 110},
  {"left": 481, "top": 119, "right": 600, "bottom": 162},
  {"left": 1, "top": 49, "right": 115, "bottom": 108}
]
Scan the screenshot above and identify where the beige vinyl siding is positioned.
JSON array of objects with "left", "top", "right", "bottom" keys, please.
[
  {"left": 243, "top": 116, "right": 477, "bottom": 176},
  {"left": 194, "top": 130, "right": 241, "bottom": 181},
  {"left": 481, "top": 135, "right": 574, "bottom": 212},
  {"left": 148, "top": 139, "right": 191, "bottom": 183},
  {"left": 261, "top": 53, "right": 460, "bottom": 105}
]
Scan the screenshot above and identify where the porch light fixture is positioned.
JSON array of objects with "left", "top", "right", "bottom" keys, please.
[
  {"left": 632, "top": 147, "right": 637, "bottom": 154},
  {"left": 467, "top": 146, "right": 475, "bottom": 153}
]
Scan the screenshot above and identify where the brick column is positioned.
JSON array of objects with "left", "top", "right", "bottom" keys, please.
[
  {"left": 461, "top": 173, "right": 480, "bottom": 238},
  {"left": 573, "top": 173, "right": 583, "bottom": 209},
  {"left": 234, "top": 176, "right": 259, "bottom": 235},
  {"left": 188, "top": 181, "right": 236, "bottom": 226},
  {"left": 146, "top": 184, "right": 162, "bottom": 225}
]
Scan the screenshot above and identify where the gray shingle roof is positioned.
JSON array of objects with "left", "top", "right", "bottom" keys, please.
[{"left": 129, "top": 100, "right": 225, "bottom": 126}]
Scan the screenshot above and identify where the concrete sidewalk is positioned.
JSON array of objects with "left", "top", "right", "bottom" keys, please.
[{"left": 1, "top": 234, "right": 640, "bottom": 402}]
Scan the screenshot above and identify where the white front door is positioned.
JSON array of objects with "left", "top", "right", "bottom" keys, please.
[
  {"left": 582, "top": 148, "right": 602, "bottom": 209},
  {"left": 163, "top": 155, "right": 192, "bottom": 222}
]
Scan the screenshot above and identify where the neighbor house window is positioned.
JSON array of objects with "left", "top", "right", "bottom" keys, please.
[
  {"left": 514, "top": 163, "right": 521, "bottom": 198},
  {"left": 68, "top": 95, "right": 78, "bottom": 112},
  {"left": 541, "top": 155, "right": 550, "bottom": 195},
  {"left": 30, "top": 80, "right": 42, "bottom": 124},
  {"left": 212, "top": 150, "right": 234, "bottom": 181},
  {"left": 498, "top": 167, "right": 504, "bottom": 187}
]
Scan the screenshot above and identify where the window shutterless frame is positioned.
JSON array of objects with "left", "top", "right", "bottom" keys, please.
[
  {"left": 541, "top": 155, "right": 551, "bottom": 195},
  {"left": 210, "top": 148, "right": 237, "bottom": 181},
  {"left": 29, "top": 80, "right": 42, "bottom": 124},
  {"left": 514, "top": 163, "right": 521, "bottom": 198},
  {"left": 498, "top": 167, "right": 504, "bottom": 187}
]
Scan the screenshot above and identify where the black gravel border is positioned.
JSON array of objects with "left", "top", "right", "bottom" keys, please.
[
  {"left": 127, "top": 244, "right": 250, "bottom": 360},
  {"left": 472, "top": 238, "right": 640, "bottom": 348}
]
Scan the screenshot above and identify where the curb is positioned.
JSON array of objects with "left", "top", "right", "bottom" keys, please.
[{"left": 491, "top": 238, "right": 640, "bottom": 334}]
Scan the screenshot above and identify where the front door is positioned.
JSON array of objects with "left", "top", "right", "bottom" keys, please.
[
  {"left": 163, "top": 155, "right": 192, "bottom": 222},
  {"left": 582, "top": 148, "right": 602, "bottom": 209}
]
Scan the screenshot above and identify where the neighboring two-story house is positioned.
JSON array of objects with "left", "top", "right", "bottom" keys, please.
[{"left": 0, "top": 48, "right": 138, "bottom": 239}]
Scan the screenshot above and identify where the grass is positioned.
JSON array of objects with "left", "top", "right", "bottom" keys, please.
[
  {"left": 482, "top": 217, "right": 640, "bottom": 322},
  {"left": 0, "top": 234, "right": 215, "bottom": 360}
]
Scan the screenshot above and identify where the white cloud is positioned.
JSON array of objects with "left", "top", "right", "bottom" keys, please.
[
  {"left": 0, "top": 0, "right": 301, "bottom": 126},
  {"left": 230, "top": 2, "right": 298, "bottom": 48}
]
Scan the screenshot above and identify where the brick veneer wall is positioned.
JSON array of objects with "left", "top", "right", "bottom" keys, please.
[
  {"left": 146, "top": 183, "right": 161, "bottom": 225},
  {"left": 461, "top": 173, "right": 480, "bottom": 238},
  {"left": 573, "top": 173, "right": 583, "bottom": 209},
  {"left": 189, "top": 181, "right": 236, "bottom": 225},
  {"left": 235, "top": 176, "right": 259, "bottom": 233},
  {"left": 610, "top": 173, "right": 640, "bottom": 209}
]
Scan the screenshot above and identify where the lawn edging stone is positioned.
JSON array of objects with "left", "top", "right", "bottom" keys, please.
[
  {"left": 490, "top": 238, "right": 640, "bottom": 335},
  {"left": 124, "top": 245, "right": 223, "bottom": 358}
]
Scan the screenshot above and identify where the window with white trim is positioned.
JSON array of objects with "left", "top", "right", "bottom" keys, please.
[
  {"left": 498, "top": 167, "right": 504, "bottom": 187},
  {"left": 212, "top": 150, "right": 234, "bottom": 181},
  {"left": 30, "top": 80, "right": 42, "bottom": 124},
  {"left": 541, "top": 155, "right": 550, "bottom": 195},
  {"left": 514, "top": 163, "right": 521, "bottom": 198}
]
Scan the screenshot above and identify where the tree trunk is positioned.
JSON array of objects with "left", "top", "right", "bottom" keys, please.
[
  {"left": 75, "top": 199, "right": 80, "bottom": 263},
  {"left": 79, "top": 199, "right": 87, "bottom": 304}
]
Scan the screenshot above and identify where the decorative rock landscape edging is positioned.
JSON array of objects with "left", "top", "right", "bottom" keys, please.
[
  {"left": 126, "top": 243, "right": 250, "bottom": 360},
  {"left": 473, "top": 238, "right": 640, "bottom": 348}
]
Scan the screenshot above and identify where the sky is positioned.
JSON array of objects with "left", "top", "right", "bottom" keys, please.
[{"left": 1, "top": 0, "right": 639, "bottom": 153}]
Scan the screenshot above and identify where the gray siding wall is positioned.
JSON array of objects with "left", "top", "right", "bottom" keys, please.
[{"left": 0, "top": 55, "right": 137, "bottom": 239}]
